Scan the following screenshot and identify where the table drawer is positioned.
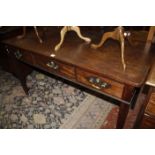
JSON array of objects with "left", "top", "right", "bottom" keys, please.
[
  {"left": 140, "top": 114, "right": 155, "bottom": 129},
  {"left": 146, "top": 92, "right": 155, "bottom": 116},
  {"left": 35, "top": 54, "right": 75, "bottom": 79},
  {"left": 4, "top": 45, "right": 34, "bottom": 65},
  {"left": 1, "top": 44, "right": 11, "bottom": 55},
  {"left": 14, "top": 49, "right": 34, "bottom": 64},
  {"left": 76, "top": 68, "right": 124, "bottom": 98}
]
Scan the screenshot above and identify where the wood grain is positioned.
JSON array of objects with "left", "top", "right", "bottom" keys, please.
[
  {"left": 2, "top": 27, "right": 151, "bottom": 87},
  {"left": 1, "top": 27, "right": 154, "bottom": 129},
  {"left": 76, "top": 68, "right": 124, "bottom": 98}
]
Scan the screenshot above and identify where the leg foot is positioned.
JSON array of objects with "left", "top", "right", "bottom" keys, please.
[
  {"left": 17, "top": 27, "right": 26, "bottom": 39},
  {"left": 71, "top": 26, "right": 91, "bottom": 43},
  {"left": 34, "top": 26, "right": 43, "bottom": 43},
  {"left": 55, "top": 26, "right": 68, "bottom": 51},
  {"left": 54, "top": 26, "right": 91, "bottom": 52}
]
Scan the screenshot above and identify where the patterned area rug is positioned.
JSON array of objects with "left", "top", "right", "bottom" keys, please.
[{"left": 0, "top": 68, "right": 115, "bottom": 129}]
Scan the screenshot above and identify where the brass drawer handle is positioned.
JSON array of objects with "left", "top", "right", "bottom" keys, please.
[
  {"left": 6, "top": 48, "right": 10, "bottom": 54},
  {"left": 4, "top": 45, "right": 9, "bottom": 54},
  {"left": 87, "top": 76, "right": 111, "bottom": 90},
  {"left": 15, "top": 50, "right": 22, "bottom": 59},
  {"left": 46, "top": 61, "right": 59, "bottom": 70}
]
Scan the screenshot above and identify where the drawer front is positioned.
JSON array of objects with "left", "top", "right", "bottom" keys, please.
[
  {"left": 35, "top": 54, "right": 75, "bottom": 79},
  {"left": 76, "top": 68, "right": 124, "bottom": 98},
  {"left": 4, "top": 45, "right": 34, "bottom": 65},
  {"left": 14, "top": 49, "right": 34, "bottom": 65},
  {"left": 1, "top": 44, "right": 10, "bottom": 55},
  {"left": 146, "top": 92, "right": 155, "bottom": 116},
  {"left": 140, "top": 114, "right": 155, "bottom": 129},
  {"left": 0, "top": 44, "right": 10, "bottom": 71},
  {"left": 14, "top": 49, "right": 33, "bottom": 64}
]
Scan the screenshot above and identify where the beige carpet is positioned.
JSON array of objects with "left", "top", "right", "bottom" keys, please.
[
  {"left": 0, "top": 69, "right": 114, "bottom": 129},
  {"left": 60, "top": 94, "right": 114, "bottom": 129}
]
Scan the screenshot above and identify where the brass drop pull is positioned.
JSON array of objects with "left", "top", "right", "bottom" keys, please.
[
  {"left": 87, "top": 76, "right": 111, "bottom": 90},
  {"left": 46, "top": 61, "right": 59, "bottom": 70},
  {"left": 6, "top": 48, "right": 10, "bottom": 54},
  {"left": 15, "top": 50, "right": 22, "bottom": 59}
]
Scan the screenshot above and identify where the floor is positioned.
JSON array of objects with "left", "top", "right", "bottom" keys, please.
[
  {"left": 101, "top": 93, "right": 145, "bottom": 129},
  {"left": 0, "top": 67, "right": 144, "bottom": 129}
]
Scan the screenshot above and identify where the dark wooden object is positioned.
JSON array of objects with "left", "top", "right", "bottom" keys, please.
[
  {"left": 135, "top": 59, "right": 155, "bottom": 128},
  {"left": 144, "top": 26, "right": 155, "bottom": 53},
  {"left": 0, "top": 27, "right": 152, "bottom": 128},
  {"left": 135, "top": 87, "right": 155, "bottom": 128},
  {"left": 0, "top": 26, "right": 22, "bottom": 40},
  {"left": 0, "top": 44, "right": 33, "bottom": 94}
]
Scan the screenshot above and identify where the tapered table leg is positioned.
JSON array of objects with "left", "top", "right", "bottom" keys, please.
[
  {"left": 17, "top": 62, "right": 33, "bottom": 95},
  {"left": 116, "top": 86, "right": 133, "bottom": 129},
  {"left": 116, "top": 103, "right": 130, "bottom": 129},
  {"left": 10, "top": 57, "right": 33, "bottom": 95}
]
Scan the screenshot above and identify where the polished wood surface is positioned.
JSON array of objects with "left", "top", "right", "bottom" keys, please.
[
  {"left": 91, "top": 26, "right": 126, "bottom": 70},
  {"left": 35, "top": 54, "right": 75, "bottom": 79},
  {"left": 76, "top": 68, "right": 124, "bottom": 98},
  {"left": 116, "top": 85, "right": 134, "bottom": 128},
  {"left": 144, "top": 26, "right": 155, "bottom": 53},
  {"left": 2, "top": 27, "right": 151, "bottom": 87},
  {"left": 135, "top": 88, "right": 155, "bottom": 128},
  {"left": 54, "top": 26, "right": 91, "bottom": 51},
  {"left": 146, "top": 61, "right": 155, "bottom": 86},
  {"left": 17, "top": 26, "right": 43, "bottom": 43},
  {"left": 146, "top": 90, "right": 155, "bottom": 116},
  {"left": 1, "top": 27, "right": 154, "bottom": 128}
]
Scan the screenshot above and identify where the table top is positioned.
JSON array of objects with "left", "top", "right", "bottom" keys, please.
[{"left": 2, "top": 27, "right": 154, "bottom": 87}]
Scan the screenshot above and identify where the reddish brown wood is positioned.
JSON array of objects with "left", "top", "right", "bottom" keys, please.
[
  {"left": 10, "top": 58, "right": 33, "bottom": 94},
  {"left": 116, "top": 85, "right": 134, "bottom": 129},
  {"left": 0, "top": 43, "right": 33, "bottom": 94},
  {"left": 0, "top": 27, "right": 154, "bottom": 129},
  {"left": 2, "top": 27, "right": 152, "bottom": 87},
  {"left": 139, "top": 114, "right": 155, "bottom": 128},
  {"left": 34, "top": 54, "right": 75, "bottom": 79},
  {"left": 0, "top": 44, "right": 11, "bottom": 72},
  {"left": 76, "top": 67, "right": 124, "bottom": 98},
  {"left": 145, "top": 91, "right": 155, "bottom": 115},
  {"left": 5, "top": 45, "right": 35, "bottom": 65},
  {"left": 136, "top": 87, "right": 155, "bottom": 128}
]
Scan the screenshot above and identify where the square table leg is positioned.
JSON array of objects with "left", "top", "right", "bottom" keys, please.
[{"left": 116, "top": 86, "right": 134, "bottom": 129}]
